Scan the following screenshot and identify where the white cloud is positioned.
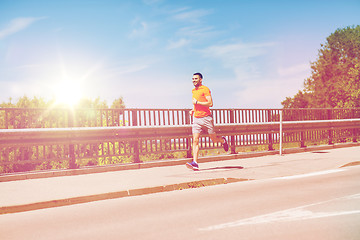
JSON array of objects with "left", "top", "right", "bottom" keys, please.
[
  {"left": 173, "top": 9, "right": 213, "bottom": 23},
  {"left": 230, "top": 61, "right": 309, "bottom": 108},
  {"left": 202, "top": 41, "right": 277, "bottom": 81},
  {"left": 198, "top": 41, "right": 310, "bottom": 108},
  {"left": 142, "top": 0, "right": 163, "bottom": 5},
  {"left": 166, "top": 38, "right": 190, "bottom": 49},
  {"left": 177, "top": 25, "right": 216, "bottom": 38},
  {"left": 277, "top": 63, "right": 310, "bottom": 76},
  {"left": 0, "top": 17, "right": 46, "bottom": 39},
  {"left": 100, "top": 56, "right": 157, "bottom": 81},
  {"left": 170, "top": 7, "right": 191, "bottom": 14},
  {"left": 203, "top": 41, "right": 276, "bottom": 65},
  {"left": 129, "top": 19, "right": 149, "bottom": 38},
  {"left": 105, "top": 63, "right": 149, "bottom": 77}
]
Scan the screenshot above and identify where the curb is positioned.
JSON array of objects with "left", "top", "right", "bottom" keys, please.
[
  {"left": 0, "top": 177, "right": 249, "bottom": 215},
  {"left": 340, "top": 161, "right": 360, "bottom": 168}
]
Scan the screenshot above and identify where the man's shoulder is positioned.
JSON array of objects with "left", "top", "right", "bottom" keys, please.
[
  {"left": 194, "top": 85, "right": 210, "bottom": 91},
  {"left": 200, "top": 85, "right": 211, "bottom": 94}
]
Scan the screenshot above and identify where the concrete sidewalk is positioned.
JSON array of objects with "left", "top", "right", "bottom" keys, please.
[{"left": 1, "top": 144, "right": 359, "bottom": 214}]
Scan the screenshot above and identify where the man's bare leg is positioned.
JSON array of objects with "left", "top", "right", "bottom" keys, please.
[
  {"left": 209, "top": 133, "right": 224, "bottom": 144},
  {"left": 192, "top": 132, "right": 201, "bottom": 163},
  {"left": 209, "top": 133, "right": 229, "bottom": 152}
]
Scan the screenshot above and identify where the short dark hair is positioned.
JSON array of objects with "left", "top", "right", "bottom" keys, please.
[{"left": 193, "top": 72, "right": 203, "bottom": 79}]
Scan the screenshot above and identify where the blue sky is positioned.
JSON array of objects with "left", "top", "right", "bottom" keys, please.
[{"left": 0, "top": 0, "right": 359, "bottom": 108}]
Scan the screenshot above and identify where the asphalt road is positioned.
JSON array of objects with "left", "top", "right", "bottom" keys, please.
[{"left": 1, "top": 166, "right": 359, "bottom": 240}]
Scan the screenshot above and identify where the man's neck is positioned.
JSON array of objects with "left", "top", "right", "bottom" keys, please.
[{"left": 195, "top": 83, "right": 202, "bottom": 89}]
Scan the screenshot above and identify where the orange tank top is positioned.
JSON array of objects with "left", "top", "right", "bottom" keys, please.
[{"left": 192, "top": 85, "right": 212, "bottom": 118}]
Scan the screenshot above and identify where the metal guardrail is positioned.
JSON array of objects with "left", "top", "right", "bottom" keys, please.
[
  {"left": 1, "top": 118, "right": 359, "bottom": 146},
  {"left": 2, "top": 108, "right": 360, "bottom": 129},
  {"left": 1, "top": 118, "right": 359, "bottom": 171},
  {"left": 0, "top": 107, "right": 359, "bottom": 174},
  {"left": 0, "top": 125, "right": 192, "bottom": 146}
]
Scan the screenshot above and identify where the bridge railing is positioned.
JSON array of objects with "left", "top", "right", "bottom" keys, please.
[
  {"left": 2, "top": 108, "right": 360, "bottom": 128},
  {"left": 0, "top": 108, "right": 359, "bottom": 174}
]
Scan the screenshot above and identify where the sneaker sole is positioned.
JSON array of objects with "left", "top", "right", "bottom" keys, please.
[{"left": 186, "top": 162, "right": 199, "bottom": 171}]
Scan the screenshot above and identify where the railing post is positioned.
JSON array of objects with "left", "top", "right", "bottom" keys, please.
[
  {"left": 300, "top": 109, "right": 306, "bottom": 148},
  {"left": 267, "top": 109, "right": 274, "bottom": 151},
  {"left": 68, "top": 109, "right": 77, "bottom": 169},
  {"left": 327, "top": 109, "right": 333, "bottom": 145},
  {"left": 5, "top": 109, "right": 9, "bottom": 129},
  {"left": 185, "top": 109, "right": 192, "bottom": 158},
  {"left": 279, "top": 110, "right": 283, "bottom": 156},
  {"left": 230, "top": 109, "right": 236, "bottom": 154},
  {"left": 352, "top": 109, "right": 358, "bottom": 143},
  {"left": 300, "top": 131, "right": 306, "bottom": 148},
  {"left": 131, "top": 109, "right": 141, "bottom": 163}
]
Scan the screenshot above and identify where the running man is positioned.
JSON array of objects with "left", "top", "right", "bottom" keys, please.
[{"left": 186, "top": 72, "right": 229, "bottom": 170}]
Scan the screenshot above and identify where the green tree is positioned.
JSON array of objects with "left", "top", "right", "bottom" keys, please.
[
  {"left": 282, "top": 90, "right": 310, "bottom": 108},
  {"left": 0, "top": 95, "right": 127, "bottom": 173},
  {"left": 0, "top": 95, "right": 50, "bottom": 108},
  {"left": 111, "top": 97, "right": 126, "bottom": 109},
  {"left": 76, "top": 97, "right": 109, "bottom": 109},
  {"left": 282, "top": 25, "right": 360, "bottom": 108}
]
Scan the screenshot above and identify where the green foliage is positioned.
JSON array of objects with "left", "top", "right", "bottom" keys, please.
[
  {"left": 0, "top": 95, "right": 125, "bottom": 109},
  {"left": 282, "top": 90, "right": 310, "bottom": 108},
  {"left": 111, "top": 97, "right": 125, "bottom": 109},
  {"left": 0, "top": 96, "right": 51, "bottom": 108},
  {"left": 76, "top": 97, "right": 109, "bottom": 109},
  {"left": 282, "top": 25, "right": 360, "bottom": 108},
  {"left": 0, "top": 95, "right": 126, "bottom": 173}
]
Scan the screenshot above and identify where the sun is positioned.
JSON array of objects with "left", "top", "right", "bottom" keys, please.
[{"left": 53, "top": 80, "right": 83, "bottom": 107}]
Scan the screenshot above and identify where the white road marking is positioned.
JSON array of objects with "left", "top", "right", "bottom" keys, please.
[
  {"left": 199, "top": 193, "right": 360, "bottom": 231},
  {"left": 273, "top": 169, "right": 345, "bottom": 180},
  {"left": 200, "top": 209, "right": 360, "bottom": 231},
  {"left": 346, "top": 193, "right": 360, "bottom": 200}
]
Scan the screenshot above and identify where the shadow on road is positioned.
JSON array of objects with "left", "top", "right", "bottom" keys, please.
[{"left": 199, "top": 166, "right": 244, "bottom": 171}]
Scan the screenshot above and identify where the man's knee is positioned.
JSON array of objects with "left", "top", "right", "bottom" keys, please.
[{"left": 193, "top": 134, "right": 200, "bottom": 145}]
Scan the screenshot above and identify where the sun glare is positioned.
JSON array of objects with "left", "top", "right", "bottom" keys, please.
[{"left": 54, "top": 80, "right": 83, "bottom": 107}]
